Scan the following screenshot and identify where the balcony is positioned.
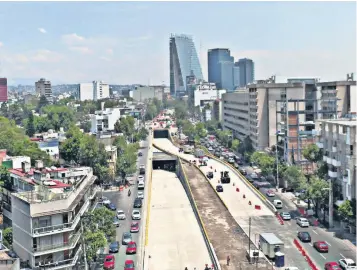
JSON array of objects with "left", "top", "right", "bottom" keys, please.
[
  {"left": 33, "top": 246, "right": 82, "bottom": 270},
  {"left": 332, "top": 159, "right": 341, "bottom": 167},
  {"left": 328, "top": 170, "right": 338, "bottom": 178},
  {"left": 316, "top": 142, "right": 324, "bottom": 149},
  {"left": 332, "top": 146, "right": 337, "bottom": 153},
  {"left": 343, "top": 175, "right": 349, "bottom": 184},
  {"left": 323, "top": 156, "right": 332, "bottom": 164},
  {"left": 33, "top": 233, "right": 81, "bottom": 256}
]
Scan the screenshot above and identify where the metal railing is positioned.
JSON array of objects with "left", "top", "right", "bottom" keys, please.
[{"left": 33, "top": 233, "right": 81, "bottom": 253}]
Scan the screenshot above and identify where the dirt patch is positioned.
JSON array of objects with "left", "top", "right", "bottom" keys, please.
[{"left": 182, "top": 161, "right": 272, "bottom": 270}]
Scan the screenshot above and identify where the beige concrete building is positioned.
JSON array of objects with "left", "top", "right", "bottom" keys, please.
[
  {"left": 35, "top": 78, "right": 52, "bottom": 103},
  {"left": 316, "top": 117, "right": 357, "bottom": 202}
]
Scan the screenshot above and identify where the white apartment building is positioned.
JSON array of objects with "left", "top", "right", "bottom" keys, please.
[
  {"left": 78, "top": 81, "right": 110, "bottom": 101},
  {"left": 10, "top": 162, "right": 96, "bottom": 269},
  {"left": 130, "top": 85, "right": 165, "bottom": 102},
  {"left": 35, "top": 78, "right": 52, "bottom": 102},
  {"left": 316, "top": 117, "right": 357, "bottom": 203},
  {"left": 90, "top": 107, "right": 121, "bottom": 134},
  {"left": 194, "top": 88, "right": 226, "bottom": 108}
]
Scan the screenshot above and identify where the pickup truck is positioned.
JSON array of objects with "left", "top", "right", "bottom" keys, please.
[{"left": 339, "top": 259, "right": 357, "bottom": 270}]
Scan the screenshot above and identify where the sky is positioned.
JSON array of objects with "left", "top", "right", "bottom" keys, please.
[{"left": 0, "top": 1, "right": 356, "bottom": 85}]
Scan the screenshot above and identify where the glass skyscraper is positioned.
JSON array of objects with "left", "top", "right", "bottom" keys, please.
[
  {"left": 208, "top": 48, "right": 234, "bottom": 91},
  {"left": 236, "top": 58, "right": 255, "bottom": 87},
  {"left": 169, "top": 34, "right": 204, "bottom": 96}
]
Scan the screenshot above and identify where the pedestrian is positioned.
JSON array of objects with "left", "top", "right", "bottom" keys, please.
[
  {"left": 227, "top": 255, "right": 230, "bottom": 266},
  {"left": 185, "top": 267, "right": 188, "bottom": 270}
]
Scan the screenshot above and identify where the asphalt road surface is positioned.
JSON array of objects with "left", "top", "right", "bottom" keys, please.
[{"left": 101, "top": 141, "right": 149, "bottom": 270}]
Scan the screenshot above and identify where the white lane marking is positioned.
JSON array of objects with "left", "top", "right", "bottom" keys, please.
[
  {"left": 340, "top": 253, "right": 346, "bottom": 259},
  {"left": 325, "top": 241, "right": 331, "bottom": 246},
  {"left": 309, "top": 243, "right": 313, "bottom": 247},
  {"left": 320, "top": 254, "right": 326, "bottom": 260},
  {"left": 312, "top": 230, "right": 318, "bottom": 235}
]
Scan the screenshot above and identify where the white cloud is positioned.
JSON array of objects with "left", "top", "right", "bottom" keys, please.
[
  {"left": 106, "top": 49, "right": 113, "bottom": 55},
  {"left": 99, "top": 56, "right": 111, "bottom": 62},
  {"left": 62, "top": 33, "right": 85, "bottom": 45},
  {"left": 69, "top": 46, "right": 92, "bottom": 54},
  {"left": 0, "top": 42, "right": 3, "bottom": 47},
  {"left": 38, "top": 28, "right": 47, "bottom": 34},
  {"left": 31, "top": 49, "right": 64, "bottom": 63}
]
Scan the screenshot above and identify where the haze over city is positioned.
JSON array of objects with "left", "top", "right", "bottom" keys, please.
[{"left": 0, "top": 1, "right": 356, "bottom": 85}]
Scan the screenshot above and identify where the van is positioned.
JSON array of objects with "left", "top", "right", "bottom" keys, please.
[
  {"left": 138, "top": 181, "right": 145, "bottom": 190},
  {"left": 273, "top": 199, "right": 283, "bottom": 209}
]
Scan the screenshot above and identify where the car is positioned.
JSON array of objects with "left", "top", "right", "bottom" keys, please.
[
  {"left": 296, "top": 217, "right": 309, "bottom": 227},
  {"left": 237, "top": 160, "right": 243, "bottom": 165},
  {"left": 137, "top": 175, "right": 144, "bottom": 183},
  {"left": 206, "top": 171, "right": 214, "bottom": 179},
  {"left": 266, "top": 190, "right": 276, "bottom": 197},
  {"left": 250, "top": 173, "right": 259, "bottom": 180},
  {"left": 216, "top": 185, "right": 223, "bottom": 192},
  {"left": 325, "top": 262, "right": 342, "bottom": 270},
  {"left": 138, "top": 181, "right": 145, "bottom": 190},
  {"left": 117, "top": 210, "right": 126, "bottom": 220},
  {"left": 228, "top": 157, "right": 235, "bottom": 164},
  {"left": 313, "top": 241, "right": 329, "bottom": 253},
  {"left": 108, "top": 241, "right": 119, "bottom": 253},
  {"left": 103, "top": 255, "right": 115, "bottom": 269},
  {"left": 106, "top": 203, "right": 116, "bottom": 211},
  {"left": 133, "top": 198, "right": 142, "bottom": 208},
  {"left": 130, "top": 222, "right": 140, "bottom": 233},
  {"left": 126, "top": 241, "right": 137, "bottom": 254},
  {"left": 138, "top": 152, "right": 143, "bottom": 157},
  {"left": 122, "top": 232, "right": 132, "bottom": 245},
  {"left": 239, "top": 169, "right": 247, "bottom": 175},
  {"left": 139, "top": 165, "right": 145, "bottom": 175},
  {"left": 273, "top": 199, "right": 283, "bottom": 209},
  {"left": 113, "top": 216, "right": 120, "bottom": 227},
  {"left": 208, "top": 147, "right": 213, "bottom": 151},
  {"left": 297, "top": 231, "right": 311, "bottom": 242},
  {"left": 124, "top": 259, "right": 136, "bottom": 270},
  {"left": 280, "top": 212, "right": 291, "bottom": 220},
  {"left": 339, "top": 259, "right": 356, "bottom": 269},
  {"left": 100, "top": 197, "right": 111, "bottom": 205},
  {"left": 137, "top": 191, "right": 144, "bottom": 199},
  {"left": 5, "top": 250, "right": 17, "bottom": 258},
  {"left": 233, "top": 163, "right": 239, "bottom": 169},
  {"left": 132, "top": 210, "right": 141, "bottom": 220}
]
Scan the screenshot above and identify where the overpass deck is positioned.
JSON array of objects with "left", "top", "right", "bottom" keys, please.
[{"left": 146, "top": 169, "right": 211, "bottom": 270}]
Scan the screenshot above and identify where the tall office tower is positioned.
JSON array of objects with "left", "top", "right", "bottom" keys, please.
[
  {"left": 93, "top": 81, "right": 110, "bottom": 101},
  {"left": 208, "top": 48, "right": 234, "bottom": 91},
  {"left": 0, "top": 78, "right": 8, "bottom": 102},
  {"left": 236, "top": 58, "right": 255, "bottom": 87},
  {"left": 35, "top": 78, "right": 53, "bottom": 102},
  {"left": 169, "top": 34, "right": 204, "bottom": 97}
]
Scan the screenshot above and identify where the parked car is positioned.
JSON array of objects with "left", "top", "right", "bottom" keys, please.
[
  {"left": 103, "top": 255, "right": 115, "bottom": 269},
  {"left": 138, "top": 152, "right": 143, "bottom": 157},
  {"left": 124, "top": 259, "right": 136, "bottom": 269},
  {"left": 122, "top": 232, "right": 132, "bottom": 245},
  {"left": 216, "top": 185, "right": 223, "bottom": 192},
  {"left": 233, "top": 163, "right": 239, "bottom": 169},
  {"left": 296, "top": 217, "right": 309, "bottom": 227},
  {"left": 314, "top": 241, "right": 329, "bottom": 253},
  {"left": 266, "top": 190, "right": 276, "bottom": 197},
  {"left": 117, "top": 210, "right": 126, "bottom": 220},
  {"left": 273, "top": 199, "right": 283, "bottom": 209},
  {"left": 113, "top": 216, "right": 120, "bottom": 227},
  {"left": 100, "top": 197, "right": 111, "bottom": 205},
  {"left": 339, "top": 259, "right": 356, "bottom": 269},
  {"left": 137, "top": 191, "right": 144, "bottom": 199},
  {"left": 130, "top": 222, "right": 140, "bottom": 233},
  {"left": 325, "top": 262, "right": 342, "bottom": 270},
  {"left": 280, "top": 212, "right": 291, "bottom": 220},
  {"left": 106, "top": 203, "right": 116, "bottom": 211},
  {"left": 132, "top": 210, "right": 141, "bottom": 220},
  {"left": 109, "top": 241, "right": 119, "bottom": 253},
  {"left": 133, "top": 198, "right": 142, "bottom": 208},
  {"left": 297, "top": 231, "right": 311, "bottom": 242},
  {"left": 239, "top": 169, "right": 247, "bottom": 175}
]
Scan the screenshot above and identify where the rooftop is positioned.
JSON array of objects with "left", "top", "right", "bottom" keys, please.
[{"left": 319, "top": 117, "right": 357, "bottom": 127}]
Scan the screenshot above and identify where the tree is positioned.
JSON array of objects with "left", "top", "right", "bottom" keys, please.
[
  {"left": 317, "top": 162, "right": 329, "bottom": 179},
  {"left": 137, "top": 127, "right": 149, "bottom": 141},
  {"left": 0, "top": 102, "right": 8, "bottom": 117},
  {"left": 26, "top": 112, "right": 36, "bottom": 137},
  {"left": 2, "top": 227, "right": 12, "bottom": 248},
  {"left": 42, "top": 105, "right": 75, "bottom": 131},
  {"left": 37, "top": 95, "right": 49, "bottom": 111},
  {"left": 338, "top": 200, "right": 353, "bottom": 223},
  {"left": 84, "top": 231, "right": 107, "bottom": 262},
  {"left": 195, "top": 122, "right": 207, "bottom": 138},
  {"left": 116, "top": 143, "right": 138, "bottom": 181},
  {"left": 114, "top": 116, "right": 135, "bottom": 138},
  {"left": 231, "top": 139, "right": 240, "bottom": 152},
  {"left": 0, "top": 165, "right": 11, "bottom": 190},
  {"left": 174, "top": 103, "right": 188, "bottom": 120},
  {"left": 145, "top": 104, "right": 157, "bottom": 121},
  {"left": 304, "top": 176, "right": 329, "bottom": 216},
  {"left": 251, "top": 152, "right": 275, "bottom": 176},
  {"left": 282, "top": 165, "right": 306, "bottom": 190},
  {"left": 303, "top": 144, "right": 323, "bottom": 163}
]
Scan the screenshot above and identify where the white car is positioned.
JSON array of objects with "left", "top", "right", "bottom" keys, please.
[
  {"left": 132, "top": 210, "right": 141, "bottom": 220},
  {"left": 117, "top": 210, "right": 126, "bottom": 220},
  {"left": 280, "top": 212, "right": 291, "bottom": 220},
  {"left": 100, "top": 197, "right": 111, "bottom": 205},
  {"left": 137, "top": 191, "right": 144, "bottom": 199},
  {"left": 137, "top": 175, "right": 144, "bottom": 182},
  {"left": 296, "top": 217, "right": 309, "bottom": 227},
  {"left": 339, "top": 258, "right": 356, "bottom": 269},
  {"left": 228, "top": 158, "right": 235, "bottom": 164}
]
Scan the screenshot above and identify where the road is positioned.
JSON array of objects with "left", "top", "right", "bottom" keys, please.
[
  {"left": 100, "top": 139, "right": 149, "bottom": 270},
  {"left": 236, "top": 157, "right": 357, "bottom": 269}
]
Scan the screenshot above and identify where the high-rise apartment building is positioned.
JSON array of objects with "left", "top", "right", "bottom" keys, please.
[
  {"left": 169, "top": 34, "right": 204, "bottom": 97},
  {"left": 208, "top": 49, "right": 234, "bottom": 91},
  {"left": 35, "top": 78, "right": 53, "bottom": 103},
  {"left": 78, "top": 81, "right": 110, "bottom": 101},
  {"left": 0, "top": 78, "right": 8, "bottom": 102},
  {"left": 235, "top": 58, "right": 255, "bottom": 87}
]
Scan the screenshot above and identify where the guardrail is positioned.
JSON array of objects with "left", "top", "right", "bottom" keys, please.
[
  {"left": 176, "top": 157, "right": 221, "bottom": 270},
  {"left": 196, "top": 145, "right": 277, "bottom": 214}
]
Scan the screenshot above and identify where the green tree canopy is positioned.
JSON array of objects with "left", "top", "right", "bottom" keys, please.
[
  {"left": 303, "top": 144, "right": 323, "bottom": 163},
  {"left": 338, "top": 200, "right": 354, "bottom": 222},
  {"left": 282, "top": 165, "right": 307, "bottom": 190},
  {"left": 251, "top": 151, "right": 275, "bottom": 176}
]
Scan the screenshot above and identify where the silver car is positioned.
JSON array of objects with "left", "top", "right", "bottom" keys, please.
[{"left": 122, "top": 232, "right": 132, "bottom": 245}]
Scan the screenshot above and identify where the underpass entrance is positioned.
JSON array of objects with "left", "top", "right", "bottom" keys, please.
[
  {"left": 153, "top": 129, "right": 169, "bottom": 139},
  {"left": 152, "top": 152, "right": 177, "bottom": 171}
]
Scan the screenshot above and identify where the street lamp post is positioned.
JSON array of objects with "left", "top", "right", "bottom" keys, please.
[
  {"left": 275, "top": 147, "right": 279, "bottom": 190},
  {"left": 323, "top": 181, "right": 334, "bottom": 228}
]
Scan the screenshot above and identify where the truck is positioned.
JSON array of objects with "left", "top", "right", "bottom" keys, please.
[
  {"left": 220, "top": 171, "right": 231, "bottom": 184},
  {"left": 183, "top": 145, "right": 194, "bottom": 154},
  {"left": 259, "top": 233, "right": 284, "bottom": 259}
]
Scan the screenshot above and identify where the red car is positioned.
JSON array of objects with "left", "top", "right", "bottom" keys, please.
[
  {"left": 130, "top": 222, "right": 139, "bottom": 233},
  {"left": 126, "top": 241, "right": 137, "bottom": 254},
  {"left": 103, "top": 254, "right": 115, "bottom": 269},
  {"left": 124, "top": 259, "right": 135, "bottom": 270},
  {"left": 314, "top": 241, "right": 329, "bottom": 253},
  {"left": 325, "top": 262, "right": 342, "bottom": 270}
]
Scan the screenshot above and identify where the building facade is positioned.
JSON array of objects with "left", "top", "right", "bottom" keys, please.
[
  {"left": 208, "top": 49, "right": 234, "bottom": 91},
  {"left": 130, "top": 85, "right": 164, "bottom": 102},
  {"left": 35, "top": 78, "right": 52, "bottom": 102},
  {"left": 90, "top": 107, "right": 121, "bottom": 134},
  {"left": 78, "top": 81, "right": 110, "bottom": 101},
  {"left": 0, "top": 78, "right": 8, "bottom": 102},
  {"left": 235, "top": 58, "right": 255, "bottom": 87},
  {"left": 316, "top": 117, "right": 356, "bottom": 203},
  {"left": 169, "top": 34, "right": 204, "bottom": 96}
]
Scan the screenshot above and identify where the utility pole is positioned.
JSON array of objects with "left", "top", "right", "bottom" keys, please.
[
  {"left": 275, "top": 146, "right": 279, "bottom": 190},
  {"left": 80, "top": 219, "right": 88, "bottom": 270},
  {"left": 248, "top": 217, "right": 251, "bottom": 263},
  {"left": 328, "top": 179, "right": 333, "bottom": 228}
]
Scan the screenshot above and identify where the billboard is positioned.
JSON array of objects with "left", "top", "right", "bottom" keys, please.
[{"left": 0, "top": 78, "right": 7, "bottom": 102}]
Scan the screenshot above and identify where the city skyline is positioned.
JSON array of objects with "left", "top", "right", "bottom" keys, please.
[{"left": 0, "top": 1, "right": 356, "bottom": 85}]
